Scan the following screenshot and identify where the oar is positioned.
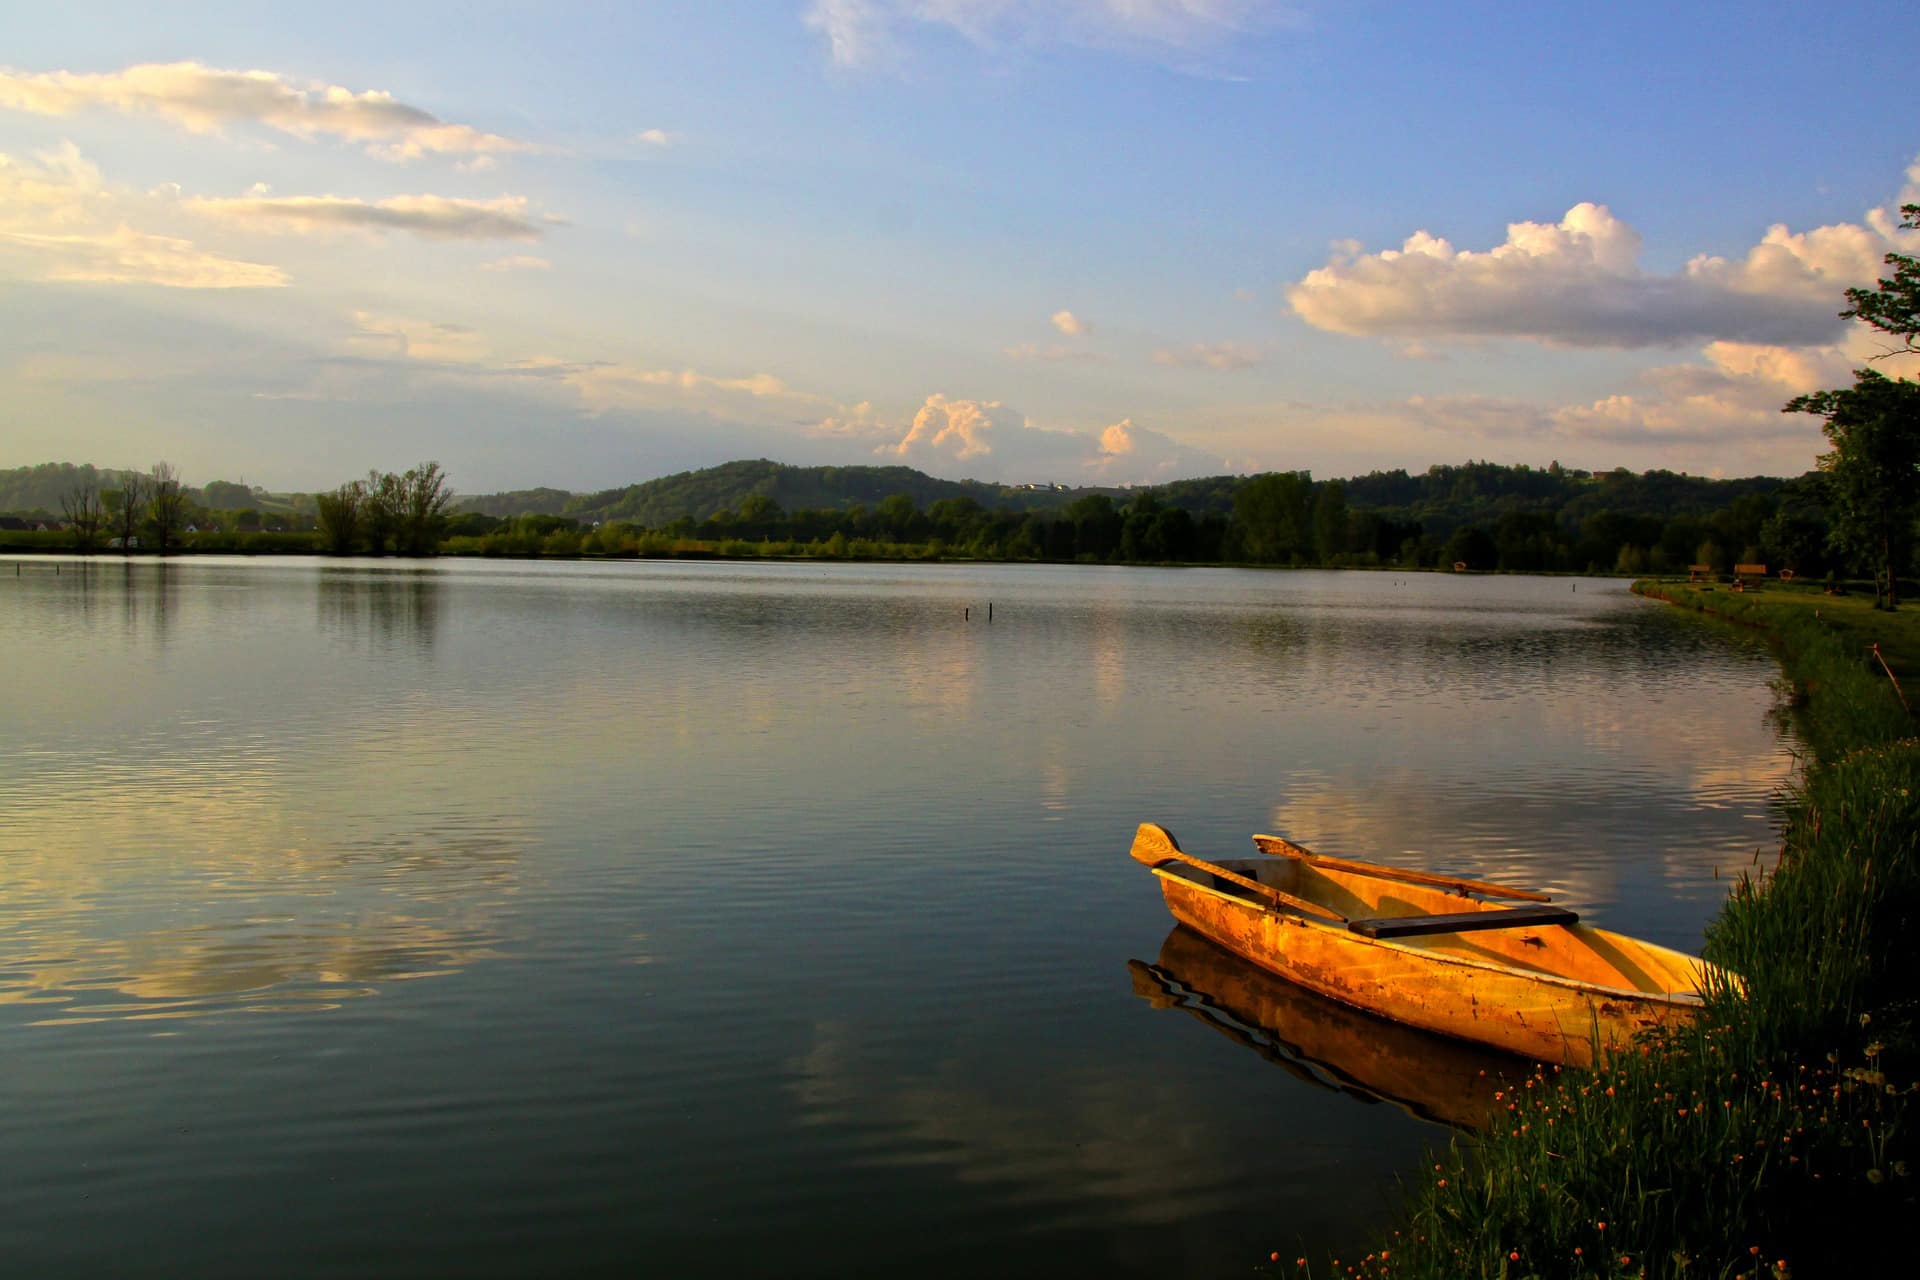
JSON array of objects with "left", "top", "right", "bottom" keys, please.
[
  {"left": 1130, "top": 824, "right": 1347, "bottom": 923},
  {"left": 1251, "top": 833, "right": 1552, "bottom": 904}
]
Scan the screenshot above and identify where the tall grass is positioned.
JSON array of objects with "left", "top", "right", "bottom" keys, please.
[{"left": 1289, "top": 583, "right": 1920, "bottom": 1278}]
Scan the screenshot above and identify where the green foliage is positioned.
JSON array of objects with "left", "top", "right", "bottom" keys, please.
[
  {"left": 1347, "top": 583, "right": 1920, "bottom": 1280},
  {"left": 453, "top": 486, "right": 576, "bottom": 518},
  {"left": 316, "top": 481, "right": 366, "bottom": 555},
  {"left": 1841, "top": 202, "right": 1920, "bottom": 360},
  {"left": 0, "top": 462, "right": 145, "bottom": 516},
  {"left": 314, "top": 463, "right": 453, "bottom": 556},
  {"left": 1787, "top": 369, "right": 1920, "bottom": 607},
  {"left": 1234, "top": 471, "right": 1313, "bottom": 562},
  {"left": 199, "top": 479, "right": 260, "bottom": 511}
]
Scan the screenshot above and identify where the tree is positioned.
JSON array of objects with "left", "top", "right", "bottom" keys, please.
[
  {"left": 1786, "top": 369, "right": 1920, "bottom": 607},
  {"left": 200, "top": 479, "right": 259, "bottom": 511},
  {"left": 60, "top": 478, "right": 105, "bottom": 552},
  {"left": 1310, "top": 480, "right": 1349, "bottom": 562},
  {"left": 1444, "top": 525, "right": 1497, "bottom": 570},
  {"left": 396, "top": 462, "right": 454, "bottom": 555},
  {"left": 106, "top": 473, "right": 146, "bottom": 552},
  {"left": 363, "top": 470, "right": 404, "bottom": 553},
  {"left": 1842, "top": 203, "right": 1920, "bottom": 360},
  {"left": 1232, "top": 472, "right": 1312, "bottom": 563},
  {"left": 147, "top": 462, "right": 188, "bottom": 555},
  {"left": 316, "top": 480, "right": 367, "bottom": 554}
]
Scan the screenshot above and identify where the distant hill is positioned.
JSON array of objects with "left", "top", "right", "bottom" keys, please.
[
  {"left": 0, "top": 463, "right": 311, "bottom": 518},
  {"left": 1340, "top": 463, "right": 1788, "bottom": 537},
  {"left": 455, "top": 487, "right": 578, "bottom": 518},
  {"left": 0, "top": 463, "right": 146, "bottom": 516},
  {"left": 459, "top": 459, "right": 1108, "bottom": 525}
]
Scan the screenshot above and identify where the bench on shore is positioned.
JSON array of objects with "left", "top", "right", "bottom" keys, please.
[{"left": 1733, "top": 562, "right": 1767, "bottom": 592}]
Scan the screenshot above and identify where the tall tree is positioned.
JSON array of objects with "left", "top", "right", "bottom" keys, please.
[
  {"left": 1233, "top": 471, "right": 1312, "bottom": 563},
  {"left": 60, "top": 478, "right": 105, "bottom": 552},
  {"left": 1786, "top": 369, "right": 1920, "bottom": 607},
  {"left": 1842, "top": 203, "right": 1920, "bottom": 360},
  {"left": 147, "top": 462, "right": 188, "bottom": 555},
  {"left": 107, "top": 473, "right": 146, "bottom": 552},
  {"left": 363, "top": 469, "right": 404, "bottom": 554},
  {"left": 316, "top": 480, "right": 367, "bottom": 555},
  {"left": 396, "top": 462, "right": 454, "bottom": 555}
]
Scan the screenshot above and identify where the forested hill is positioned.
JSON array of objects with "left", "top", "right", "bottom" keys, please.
[
  {"left": 461, "top": 459, "right": 1091, "bottom": 524},
  {"left": 0, "top": 463, "right": 146, "bottom": 514},
  {"left": 1335, "top": 463, "right": 1788, "bottom": 538},
  {"left": 0, "top": 462, "right": 291, "bottom": 516},
  {"left": 1048, "top": 463, "right": 1790, "bottom": 537}
]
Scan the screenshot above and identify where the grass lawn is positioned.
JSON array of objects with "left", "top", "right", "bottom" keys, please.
[{"left": 1647, "top": 578, "right": 1920, "bottom": 696}]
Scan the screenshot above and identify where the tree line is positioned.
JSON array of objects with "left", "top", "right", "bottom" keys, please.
[{"left": 435, "top": 468, "right": 1853, "bottom": 578}]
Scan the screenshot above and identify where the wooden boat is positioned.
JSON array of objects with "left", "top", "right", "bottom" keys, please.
[
  {"left": 1130, "top": 926, "right": 1512, "bottom": 1130},
  {"left": 1129, "top": 822, "right": 1730, "bottom": 1066}
]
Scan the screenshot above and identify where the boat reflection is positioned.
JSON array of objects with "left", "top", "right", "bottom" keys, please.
[{"left": 1129, "top": 926, "right": 1525, "bottom": 1130}]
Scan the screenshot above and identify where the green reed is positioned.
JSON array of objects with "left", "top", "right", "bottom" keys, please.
[{"left": 1277, "top": 583, "right": 1919, "bottom": 1279}]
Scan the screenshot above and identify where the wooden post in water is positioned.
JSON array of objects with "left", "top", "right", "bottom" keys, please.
[{"left": 988, "top": 601, "right": 993, "bottom": 622}]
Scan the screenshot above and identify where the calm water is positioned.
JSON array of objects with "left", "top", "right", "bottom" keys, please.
[{"left": 0, "top": 558, "right": 1792, "bottom": 1278}]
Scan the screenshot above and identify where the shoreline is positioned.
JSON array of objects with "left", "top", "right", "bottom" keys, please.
[{"left": 1318, "top": 581, "right": 1917, "bottom": 1278}]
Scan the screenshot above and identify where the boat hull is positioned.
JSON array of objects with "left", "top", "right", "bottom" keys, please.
[{"left": 1156, "top": 869, "right": 1703, "bottom": 1067}]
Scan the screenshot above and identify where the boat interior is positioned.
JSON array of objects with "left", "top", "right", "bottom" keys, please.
[{"left": 1157, "top": 853, "right": 1713, "bottom": 999}]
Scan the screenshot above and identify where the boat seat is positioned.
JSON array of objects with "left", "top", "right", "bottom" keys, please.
[{"left": 1348, "top": 905, "right": 1578, "bottom": 940}]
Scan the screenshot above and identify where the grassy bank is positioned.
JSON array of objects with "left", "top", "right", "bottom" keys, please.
[{"left": 1297, "top": 582, "right": 1919, "bottom": 1279}]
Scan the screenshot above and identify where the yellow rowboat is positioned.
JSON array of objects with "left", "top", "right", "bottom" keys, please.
[
  {"left": 1129, "top": 822, "right": 1731, "bottom": 1067},
  {"left": 1130, "top": 926, "right": 1512, "bottom": 1130}
]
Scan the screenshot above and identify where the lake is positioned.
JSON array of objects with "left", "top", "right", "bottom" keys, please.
[{"left": 0, "top": 557, "right": 1793, "bottom": 1277}]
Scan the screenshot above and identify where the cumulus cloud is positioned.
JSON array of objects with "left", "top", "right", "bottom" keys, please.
[
  {"left": 837, "top": 393, "right": 1222, "bottom": 482},
  {"left": 1152, "top": 340, "right": 1264, "bottom": 370},
  {"left": 0, "top": 61, "right": 533, "bottom": 162},
  {"left": 186, "top": 194, "right": 544, "bottom": 240},
  {"left": 1050, "top": 308, "right": 1089, "bottom": 336},
  {"left": 1088, "top": 417, "right": 1222, "bottom": 479},
  {"left": 0, "top": 143, "right": 286, "bottom": 288},
  {"left": 892, "top": 393, "right": 1006, "bottom": 462},
  {"left": 1288, "top": 197, "right": 1918, "bottom": 350},
  {"left": 633, "top": 128, "right": 679, "bottom": 147}
]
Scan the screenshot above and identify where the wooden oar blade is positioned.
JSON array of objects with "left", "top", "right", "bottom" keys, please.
[{"left": 1130, "top": 821, "right": 1184, "bottom": 866}]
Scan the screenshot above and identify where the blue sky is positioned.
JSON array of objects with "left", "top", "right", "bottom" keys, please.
[{"left": 2, "top": 1, "right": 1915, "bottom": 492}]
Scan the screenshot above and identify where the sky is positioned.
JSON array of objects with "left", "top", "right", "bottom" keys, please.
[{"left": 2, "top": 0, "right": 1917, "bottom": 493}]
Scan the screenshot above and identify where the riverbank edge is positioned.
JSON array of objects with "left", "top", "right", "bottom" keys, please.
[{"left": 1299, "top": 581, "right": 1919, "bottom": 1279}]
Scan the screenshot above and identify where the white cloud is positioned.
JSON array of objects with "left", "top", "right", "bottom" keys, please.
[
  {"left": 186, "top": 194, "right": 544, "bottom": 240},
  {"left": 0, "top": 143, "right": 285, "bottom": 288},
  {"left": 1288, "top": 195, "right": 1918, "bottom": 350},
  {"left": 1, "top": 226, "right": 287, "bottom": 288},
  {"left": 1089, "top": 417, "right": 1221, "bottom": 479},
  {"left": 0, "top": 61, "right": 533, "bottom": 163},
  {"left": 1152, "top": 341, "right": 1264, "bottom": 370},
  {"left": 892, "top": 393, "right": 1006, "bottom": 462},
  {"left": 806, "top": 0, "right": 901, "bottom": 69},
  {"left": 1050, "top": 308, "right": 1089, "bottom": 336},
  {"left": 809, "top": 1, "right": 1301, "bottom": 72},
  {"left": 633, "top": 128, "right": 679, "bottom": 147},
  {"left": 840, "top": 393, "right": 1222, "bottom": 482}
]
